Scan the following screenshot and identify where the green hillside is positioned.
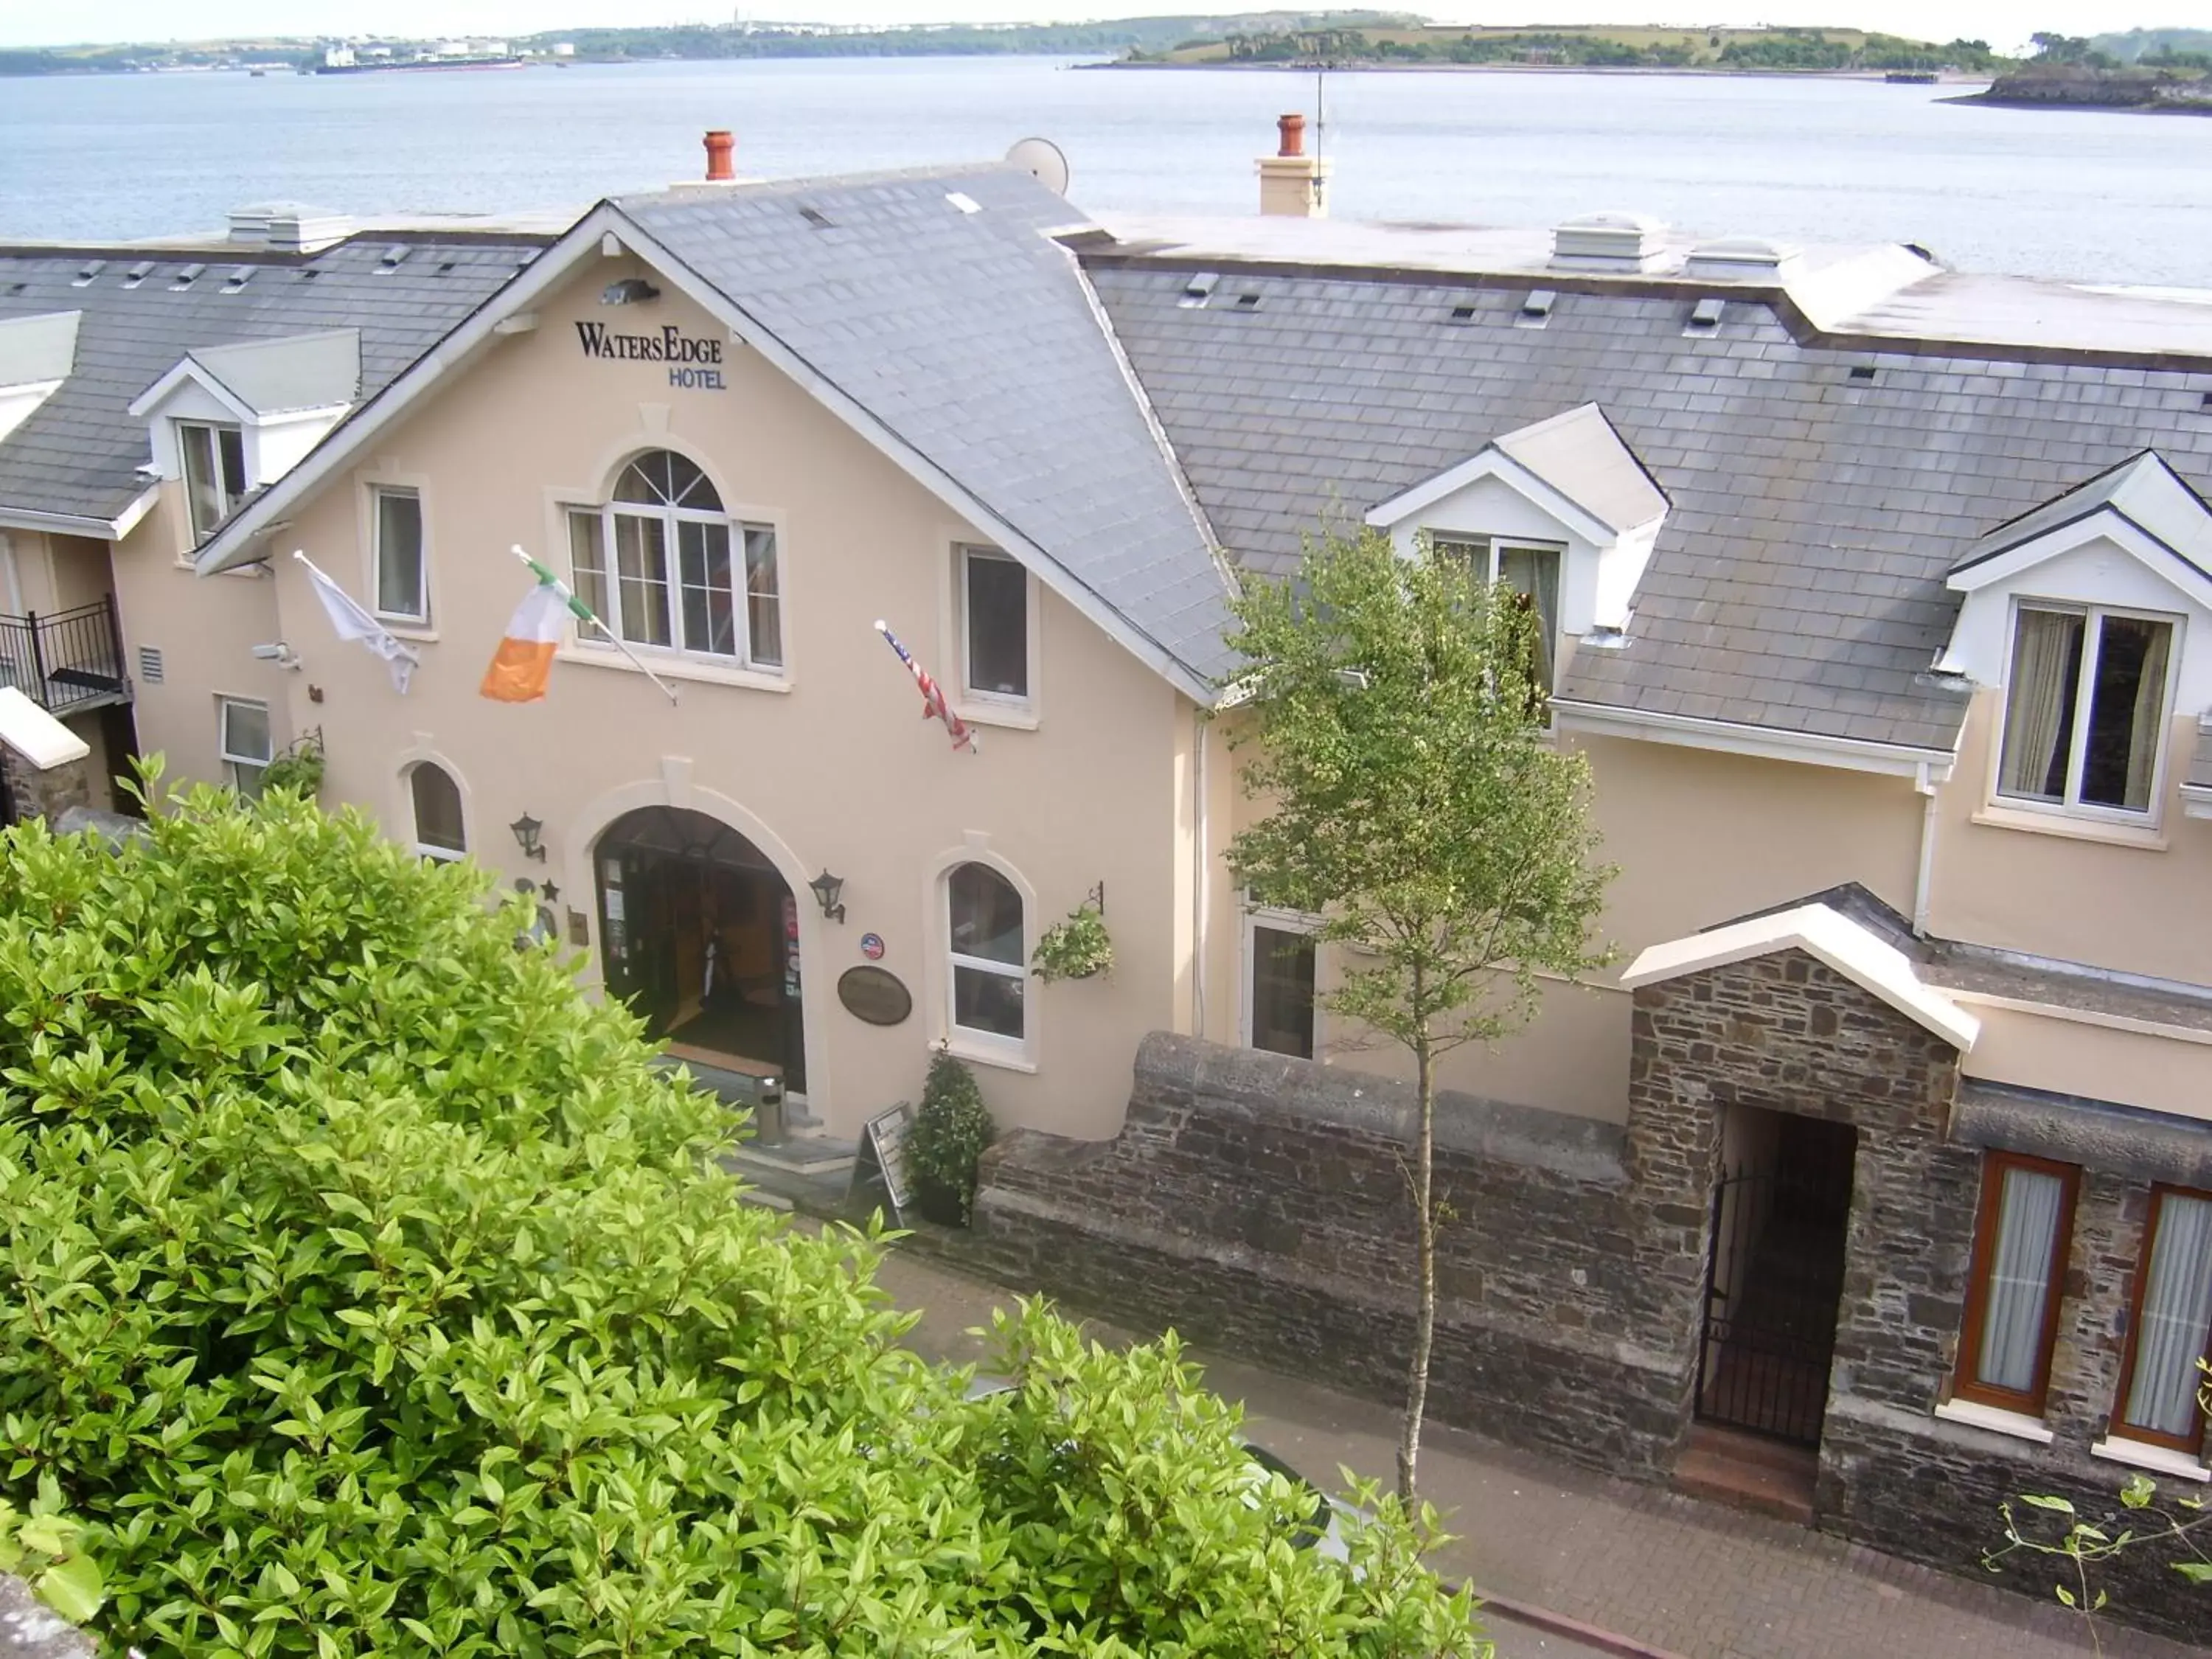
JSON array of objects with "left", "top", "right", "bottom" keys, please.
[{"left": 1141, "top": 23, "right": 2002, "bottom": 72}]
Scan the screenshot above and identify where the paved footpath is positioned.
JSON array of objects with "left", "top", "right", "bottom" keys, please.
[{"left": 867, "top": 1240, "right": 2206, "bottom": 1659}]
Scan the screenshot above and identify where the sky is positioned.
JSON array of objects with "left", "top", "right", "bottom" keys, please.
[{"left": 0, "top": 0, "right": 2192, "bottom": 52}]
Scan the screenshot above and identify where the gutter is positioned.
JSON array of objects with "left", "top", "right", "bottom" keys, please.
[
  {"left": 1552, "top": 698, "right": 1958, "bottom": 783},
  {"left": 0, "top": 487, "right": 154, "bottom": 543}
]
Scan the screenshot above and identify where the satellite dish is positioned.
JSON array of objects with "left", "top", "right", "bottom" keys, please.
[{"left": 1006, "top": 136, "right": 1071, "bottom": 195}]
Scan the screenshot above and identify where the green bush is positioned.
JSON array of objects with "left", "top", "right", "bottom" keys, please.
[
  {"left": 905, "top": 1046, "right": 995, "bottom": 1224},
  {"left": 0, "top": 779, "right": 1486, "bottom": 1657}
]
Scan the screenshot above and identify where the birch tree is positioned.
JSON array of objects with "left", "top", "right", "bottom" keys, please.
[{"left": 1222, "top": 528, "right": 1614, "bottom": 1503}]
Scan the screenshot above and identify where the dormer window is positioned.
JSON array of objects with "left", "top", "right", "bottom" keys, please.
[
  {"left": 1433, "top": 534, "right": 1562, "bottom": 694},
  {"left": 1996, "top": 602, "right": 2175, "bottom": 818},
  {"left": 178, "top": 421, "right": 246, "bottom": 539}
]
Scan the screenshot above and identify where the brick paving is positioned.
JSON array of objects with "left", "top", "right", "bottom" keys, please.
[{"left": 869, "top": 1239, "right": 2207, "bottom": 1659}]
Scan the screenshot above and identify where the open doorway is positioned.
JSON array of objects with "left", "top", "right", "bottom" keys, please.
[
  {"left": 594, "top": 806, "right": 805, "bottom": 1095},
  {"left": 1697, "top": 1107, "right": 1857, "bottom": 1447}
]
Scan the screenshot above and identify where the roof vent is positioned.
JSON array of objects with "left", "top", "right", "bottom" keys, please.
[
  {"left": 72, "top": 260, "right": 104, "bottom": 288},
  {"left": 1849, "top": 364, "right": 1878, "bottom": 383},
  {"left": 1683, "top": 236, "right": 1801, "bottom": 282},
  {"left": 1234, "top": 291, "right": 1262, "bottom": 311},
  {"left": 1684, "top": 296, "right": 1727, "bottom": 335},
  {"left": 170, "top": 263, "right": 206, "bottom": 291},
  {"left": 435, "top": 260, "right": 456, "bottom": 276},
  {"left": 945, "top": 190, "right": 982, "bottom": 215},
  {"left": 376, "top": 246, "right": 411, "bottom": 272},
  {"left": 122, "top": 261, "right": 154, "bottom": 289},
  {"left": 1515, "top": 289, "right": 1557, "bottom": 330},
  {"left": 220, "top": 266, "right": 255, "bottom": 293},
  {"left": 1179, "top": 271, "right": 1218, "bottom": 308},
  {"left": 1550, "top": 212, "right": 1669, "bottom": 274},
  {"left": 1447, "top": 302, "right": 1478, "bottom": 324},
  {"left": 798, "top": 204, "right": 833, "bottom": 230}
]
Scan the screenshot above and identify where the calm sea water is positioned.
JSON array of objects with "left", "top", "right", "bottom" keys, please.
[{"left": 4, "top": 58, "right": 2211, "bottom": 287}]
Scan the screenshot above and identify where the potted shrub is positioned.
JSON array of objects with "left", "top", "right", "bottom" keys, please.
[
  {"left": 906, "top": 1045, "right": 995, "bottom": 1226},
  {"left": 1032, "top": 900, "right": 1113, "bottom": 983},
  {"left": 259, "top": 737, "right": 325, "bottom": 799}
]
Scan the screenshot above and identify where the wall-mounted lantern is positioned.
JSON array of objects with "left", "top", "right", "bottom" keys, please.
[
  {"left": 510, "top": 812, "right": 547, "bottom": 862},
  {"left": 808, "top": 868, "right": 846, "bottom": 925}
]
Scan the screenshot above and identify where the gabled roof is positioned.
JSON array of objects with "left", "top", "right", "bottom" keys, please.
[
  {"left": 0, "top": 311, "right": 80, "bottom": 388},
  {"left": 1948, "top": 450, "right": 2212, "bottom": 592},
  {"left": 1367, "top": 403, "right": 1666, "bottom": 543},
  {"left": 173, "top": 328, "right": 361, "bottom": 417},
  {"left": 0, "top": 240, "right": 540, "bottom": 535},
  {"left": 193, "top": 167, "right": 1238, "bottom": 700},
  {"left": 1619, "top": 900, "right": 1980, "bottom": 1049}
]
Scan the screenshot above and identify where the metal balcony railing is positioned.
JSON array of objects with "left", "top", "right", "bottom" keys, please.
[{"left": 0, "top": 597, "right": 130, "bottom": 714}]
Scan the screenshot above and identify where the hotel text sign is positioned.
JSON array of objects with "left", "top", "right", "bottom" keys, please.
[{"left": 574, "top": 321, "right": 727, "bottom": 391}]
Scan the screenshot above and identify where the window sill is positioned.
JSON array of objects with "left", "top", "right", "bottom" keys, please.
[
  {"left": 558, "top": 644, "right": 790, "bottom": 695},
  {"left": 1933, "top": 1397, "right": 2055, "bottom": 1445},
  {"left": 945, "top": 1032, "right": 1037, "bottom": 1075},
  {"left": 1970, "top": 802, "right": 2167, "bottom": 852},
  {"left": 380, "top": 621, "right": 437, "bottom": 642},
  {"left": 2091, "top": 1437, "right": 2211, "bottom": 1483},
  {"left": 955, "top": 700, "right": 1038, "bottom": 732}
]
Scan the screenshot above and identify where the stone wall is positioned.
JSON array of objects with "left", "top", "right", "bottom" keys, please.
[
  {"left": 970, "top": 945, "right": 2208, "bottom": 1639},
  {"left": 0, "top": 745, "right": 91, "bottom": 826}
]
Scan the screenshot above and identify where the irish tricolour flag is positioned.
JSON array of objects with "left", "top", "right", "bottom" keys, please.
[{"left": 479, "top": 558, "right": 575, "bottom": 703}]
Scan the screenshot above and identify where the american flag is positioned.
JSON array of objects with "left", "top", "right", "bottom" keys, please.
[{"left": 874, "top": 620, "right": 977, "bottom": 753}]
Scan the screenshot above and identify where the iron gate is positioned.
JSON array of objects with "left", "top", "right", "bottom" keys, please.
[{"left": 1694, "top": 1159, "right": 1848, "bottom": 1447}]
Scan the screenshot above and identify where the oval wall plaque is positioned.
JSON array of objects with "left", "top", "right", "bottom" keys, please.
[{"left": 838, "top": 964, "right": 914, "bottom": 1027}]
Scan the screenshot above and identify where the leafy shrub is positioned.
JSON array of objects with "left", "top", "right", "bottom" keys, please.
[
  {"left": 0, "top": 1478, "right": 105, "bottom": 1626},
  {"left": 905, "top": 1046, "right": 995, "bottom": 1224},
  {"left": 0, "top": 779, "right": 1485, "bottom": 1657},
  {"left": 257, "top": 737, "right": 325, "bottom": 798},
  {"left": 1031, "top": 902, "right": 1112, "bottom": 983}
]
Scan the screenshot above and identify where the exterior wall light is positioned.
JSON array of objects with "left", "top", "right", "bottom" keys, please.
[
  {"left": 510, "top": 812, "right": 546, "bottom": 862},
  {"left": 808, "top": 869, "right": 846, "bottom": 924},
  {"left": 601, "top": 278, "right": 660, "bottom": 305}
]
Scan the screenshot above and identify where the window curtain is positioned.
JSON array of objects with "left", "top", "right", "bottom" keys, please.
[
  {"left": 2124, "top": 620, "right": 2173, "bottom": 812},
  {"left": 1978, "top": 1165, "right": 2065, "bottom": 1394},
  {"left": 2124, "top": 1194, "right": 2212, "bottom": 1439},
  {"left": 1999, "top": 610, "right": 2082, "bottom": 801},
  {"left": 1499, "top": 545, "right": 1561, "bottom": 695}
]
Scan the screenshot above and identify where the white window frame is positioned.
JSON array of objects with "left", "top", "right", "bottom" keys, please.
[
  {"left": 178, "top": 420, "right": 246, "bottom": 541},
  {"left": 1428, "top": 532, "right": 1565, "bottom": 692},
  {"left": 958, "top": 544, "right": 1037, "bottom": 714},
  {"left": 1240, "top": 901, "right": 1324, "bottom": 1060},
  {"left": 369, "top": 484, "right": 430, "bottom": 627},
  {"left": 943, "top": 859, "right": 1032, "bottom": 1069},
  {"left": 217, "top": 695, "right": 272, "bottom": 795},
  {"left": 406, "top": 760, "right": 467, "bottom": 863},
  {"left": 1992, "top": 598, "right": 2180, "bottom": 829},
  {"left": 563, "top": 455, "right": 783, "bottom": 676}
]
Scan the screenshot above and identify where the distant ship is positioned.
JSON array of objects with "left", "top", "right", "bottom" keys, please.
[{"left": 314, "top": 44, "right": 524, "bottom": 75}]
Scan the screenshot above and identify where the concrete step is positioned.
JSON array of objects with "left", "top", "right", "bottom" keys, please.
[
  {"left": 1674, "top": 1423, "right": 1817, "bottom": 1526},
  {"left": 730, "top": 1136, "right": 856, "bottom": 1178}
]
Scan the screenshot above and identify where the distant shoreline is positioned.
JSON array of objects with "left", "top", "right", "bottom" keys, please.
[
  {"left": 1078, "top": 60, "right": 1978, "bottom": 84},
  {"left": 1943, "top": 88, "right": 2212, "bottom": 116}
]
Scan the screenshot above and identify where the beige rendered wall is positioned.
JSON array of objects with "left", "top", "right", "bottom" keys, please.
[
  {"left": 1927, "top": 691, "right": 2212, "bottom": 987},
  {"left": 248, "top": 257, "right": 1190, "bottom": 1142},
  {"left": 111, "top": 487, "right": 289, "bottom": 793},
  {"left": 1208, "top": 727, "right": 1927, "bottom": 1123}
]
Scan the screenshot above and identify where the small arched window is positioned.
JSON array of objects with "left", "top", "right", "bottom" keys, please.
[
  {"left": 409, "top": 762, "right": 465, "bottom": 861},
  {"left": 563, "top": 448, "right": 783, "bottom": 671},
  {"left": 947, "top": 861, "right": 1024, "bottom": 1046}
]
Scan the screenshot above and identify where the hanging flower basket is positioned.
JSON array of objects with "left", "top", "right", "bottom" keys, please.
[{"left": 1032, "top": 902, "right": 1113, "bottom": 983}]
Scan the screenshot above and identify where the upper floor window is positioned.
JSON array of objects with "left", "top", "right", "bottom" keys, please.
[
  {"left": 218, "top": 695, "right": 271, "bottom": 796},
  {"left": 961, "top": 546, "right": 1031, "bottom": 704},
  {"left": 1432, "top": 534, "right": 1562, "bottom": 696},
  {"left": 566, "top": 451, "right": 782, "bottom": 671},
  {"left": 1997, "top": 603, "right": 2175, "bottom": 818},
  {"left": 179, "top": 421, "right": 246, "bottom": 540},
  {"left": 372, "top": 487, "right": 428, "bottom": 625},
  {"left": 947, "top": 860, "right": 1024, "bottom": 1050},
  {"left": 408, "top": 762, "right": 465, "bottom": 862},
  {"left": 2112, "top": 1186, "right": 2212, "bottom": 1456},
  {"left": 1955, "top": 1151, "right": 2079, "bottom": 1418}
]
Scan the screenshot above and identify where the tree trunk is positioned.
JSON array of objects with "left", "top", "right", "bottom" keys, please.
[{"left": 1397, "top": 1019, "right": 1436, "bottom": 1507}]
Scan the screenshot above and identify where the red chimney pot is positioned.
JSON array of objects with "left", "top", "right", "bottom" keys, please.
[
  {"left": 703, "top": 130, "right": 736, "bottom": 182},
  {"left": 1276, "top": 114, "right": 1306, "bottom": 159}
]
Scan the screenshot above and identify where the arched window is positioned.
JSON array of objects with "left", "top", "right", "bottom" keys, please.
[
  {"left": 563, "top": 449, "right": 782, "bottom": 670},
  {"left": 946, "top": 861, "right": 1024, "bottom": 1046},
  {"left": 409, "top": 762, "right": 465, "bottom": 860}
]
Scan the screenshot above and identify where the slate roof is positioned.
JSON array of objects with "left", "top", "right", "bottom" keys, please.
[
  {"left": 1952, "top": 450, "right": 2212, "bottom": 581},
  {"left": 1490, "top": 403, "right": 1666, "bottom": 535},
  {"left": 0, "top": 240, "right": 540, "bottom": 528},
  {"left": 618, "top": 167, "right": 1236, "bottom": 686},
  {"left": 1084, "top": 261, "right": 2212, "bottom": 753},
  {"left": 187, "top": 328, "right": 362, "bottom": 415}
]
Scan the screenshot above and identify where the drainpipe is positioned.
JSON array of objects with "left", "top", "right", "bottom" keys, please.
[
  {"left": 1193, "top": 703, "right": 1209, "bottom": 1037},
  {"left": 1912, "top": 759, "right": 1938, "bottom": 938},
  {"left": 0, "top": 531, "right": 20, "bottom": 616}
]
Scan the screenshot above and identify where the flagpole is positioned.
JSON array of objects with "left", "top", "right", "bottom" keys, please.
[{"left": 509, "top": 545, "right": 678, "bottom": 706}]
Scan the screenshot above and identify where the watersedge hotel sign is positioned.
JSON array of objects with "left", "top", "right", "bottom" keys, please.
[{"left": 574, "top": 321, "right": 728, "bottom": 389}]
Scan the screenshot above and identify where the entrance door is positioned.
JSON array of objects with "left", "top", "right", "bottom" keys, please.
[
  {"left": 594, "top": 806, "right": 805, "bottom": 1093},
  {"left": 1696, "top": 1110, "right": 1857, "bottom": 1447}
]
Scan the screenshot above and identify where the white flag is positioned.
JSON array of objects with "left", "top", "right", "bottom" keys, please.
[{"left": 293, "top": 552, "right": 420, "bottom": 694}]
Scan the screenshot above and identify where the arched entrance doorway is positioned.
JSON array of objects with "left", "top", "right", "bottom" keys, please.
[{"left": 595, "top": 806, "right": 806, "bottom": 1093}]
